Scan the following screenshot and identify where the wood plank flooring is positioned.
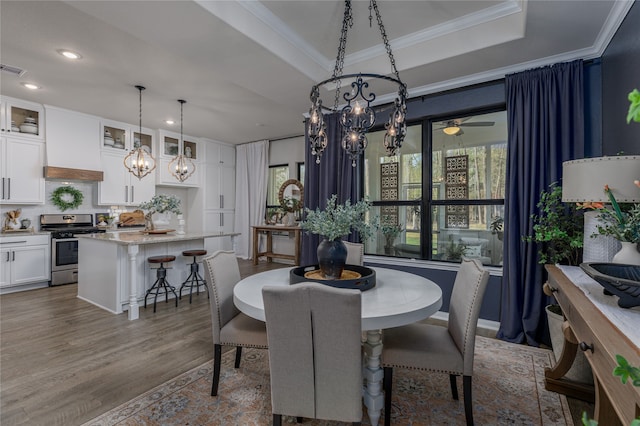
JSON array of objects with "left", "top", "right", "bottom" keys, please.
[{"left": 0, "top": 259, "right": 286, "bottom": 426}]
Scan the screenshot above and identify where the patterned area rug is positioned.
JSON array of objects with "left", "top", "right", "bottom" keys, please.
[{"left": 84, "top": 336, "right": 572, "bottom": 425}]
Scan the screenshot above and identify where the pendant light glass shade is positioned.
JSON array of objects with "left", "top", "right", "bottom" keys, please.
[
  {"left": 169, "top": 99, "right": 196, "bottom": 182},
  {"left": 125, "top": 85, "right": 156, "bottom": 179}
]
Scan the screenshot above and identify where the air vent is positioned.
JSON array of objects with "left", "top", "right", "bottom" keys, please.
[{"left": 0, "top": 64, "right": 27, "bottom": 77}]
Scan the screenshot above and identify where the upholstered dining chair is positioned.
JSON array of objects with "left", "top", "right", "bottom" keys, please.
[
  {"left": 381, "top": 257, "right": 489, "bottom": 426},
  {"left": 202, "top": 250, "right": 268, "bottom": 397},
  {"left": 262, "top": 282, "right": 363, "bottom": 426},
  {"left": 344, "top": 241, "right": 364, "bottom": 265}
]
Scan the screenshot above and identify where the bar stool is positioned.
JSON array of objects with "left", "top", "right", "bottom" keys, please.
[
  {"left": 179, "top": 249, "right": 209, "bottom": 303},
  {"left": 144, "top": 255, "right": 178, "bottom": 313}
]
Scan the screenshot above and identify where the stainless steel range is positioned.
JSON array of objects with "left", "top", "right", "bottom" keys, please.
[{"left": 40, "top": 214, "right": 105, "bottom": 286}]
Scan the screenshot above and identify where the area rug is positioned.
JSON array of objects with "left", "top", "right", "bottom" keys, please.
[{"left": 84, "top": 336, "right": 572, "bottom": 425}]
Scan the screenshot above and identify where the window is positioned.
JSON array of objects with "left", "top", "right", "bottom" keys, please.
[
  {"left": 363, "top": 109, "right": 507, "bottom": 266},
  {"left": 267, "top": 164, "right": 289, "bottom": 207}
]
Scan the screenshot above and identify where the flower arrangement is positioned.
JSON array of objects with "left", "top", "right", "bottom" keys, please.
[
  {"left": 138, "top": 194, "right": 182, "bottom": 215},
  {"left": 594, "top": 183, "right": 640, "bottom": 244},
  {"left": 300, "top": 194, "right": 377, "bottom": 241}
]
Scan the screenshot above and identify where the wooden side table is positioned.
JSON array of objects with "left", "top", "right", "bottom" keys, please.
[{"left": 252, "top": 225, "right": 301, "bottom": 266}]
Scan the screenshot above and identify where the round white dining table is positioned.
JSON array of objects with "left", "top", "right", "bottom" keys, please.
[{"left": 233, "top": 266, "right": 443, "bottom": 426}]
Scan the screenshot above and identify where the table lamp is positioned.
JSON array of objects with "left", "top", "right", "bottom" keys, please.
[{"left": 562, "top": 155, "right": 640, "bottom": 263}]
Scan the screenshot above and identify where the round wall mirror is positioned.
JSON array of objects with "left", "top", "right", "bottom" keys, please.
[{"left": 278, "top": 179, "right": 304, "bottom": 212}]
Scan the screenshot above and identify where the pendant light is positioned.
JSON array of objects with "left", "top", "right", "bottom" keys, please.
[
  {"left": 124, "top": 85, "right": 156, "bottom": 179},
  {"left": 308, "top": 0, "right": 407, "bottom": 167},
  {"left": 169, "top": 99, "right": 195, "bottom": 182}
]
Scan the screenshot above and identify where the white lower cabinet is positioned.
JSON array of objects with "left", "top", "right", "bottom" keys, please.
[
  {"left": 0, "top": 235, "right": 50, "bottom": 289},
  {"left": 203, "top": 211, "right": 235, "bottom": 251},
  {"left": 98, "top": 152, "right": 155, "bottom": 205}
]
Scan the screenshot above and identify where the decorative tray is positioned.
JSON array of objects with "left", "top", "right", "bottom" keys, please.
[
  {"left": 1, "top": 227, "right": 35, "bottom": 233},
  {"left": 580, "top": 262, "right": 640, "bottom": 308},
  {"left": 140, "top": 229, "right": 175, "bottom": 235},
  {"left": 290, "top": 265, "right": 376, "bottom": 291}
]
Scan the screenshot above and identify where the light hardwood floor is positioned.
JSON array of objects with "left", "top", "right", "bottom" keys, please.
[{"left": 0, "top": 259, "right": 287, "bottom": 426}]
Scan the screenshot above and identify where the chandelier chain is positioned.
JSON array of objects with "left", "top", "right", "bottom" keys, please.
[
  {"left": 371, "top": 0, "right": 401, "bottom": 82},
  {"left": 332, "top": 0, "right": 353, "bottom": 109}
]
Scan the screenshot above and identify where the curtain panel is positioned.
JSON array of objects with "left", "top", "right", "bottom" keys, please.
[
  {"left": 497, "top": 60, "right": 585, "bottom": 346},
  {"left": 235, "top": 140, "right": 269, "bottom": 259},
  {"left": 301, "top": 113, "right": 361, "bottom": 266}
]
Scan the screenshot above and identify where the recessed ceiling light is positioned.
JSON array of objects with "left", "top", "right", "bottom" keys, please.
[
  {"left": 165, "top": 120, "right": 175, "bottom": 125},
  {"left": 21, "top": 82, "right": 41, "bottom": 90},
  {"left": 57, "top": 49, "right": 82, "bottom": 60}
]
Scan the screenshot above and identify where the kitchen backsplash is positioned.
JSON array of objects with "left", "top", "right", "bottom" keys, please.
[{"left": 1, "top": 181, "right": 189, "bottom": 229}]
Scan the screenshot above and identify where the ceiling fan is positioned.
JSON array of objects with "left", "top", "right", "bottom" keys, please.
[{"left": 434, "top": 117, "right": 494, "bottom": 136}]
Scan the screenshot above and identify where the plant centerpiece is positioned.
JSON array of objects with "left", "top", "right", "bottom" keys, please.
[
  {"left": 138, "top": 194, "right": 182, "bottom": 230},
  {"left": 300, "top": 194, "right": 377, "bottom": 279}
]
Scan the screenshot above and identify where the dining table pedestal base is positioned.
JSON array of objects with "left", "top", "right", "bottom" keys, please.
[{"left": 363, "top": 329, "right": 384, "bottom": 426}]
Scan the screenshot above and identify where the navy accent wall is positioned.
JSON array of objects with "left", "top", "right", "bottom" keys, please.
[{"left": 602, "top": 1, "right": 640, "bottom": 155}]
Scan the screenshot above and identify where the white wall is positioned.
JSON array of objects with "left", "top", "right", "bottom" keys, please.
[{"left": 267, "top": 136, "right": 305, "bottom": 261}]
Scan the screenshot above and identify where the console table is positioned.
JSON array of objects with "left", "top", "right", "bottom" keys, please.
[
  {"left": 252, "top": 225, "right": 301, "bottom": 266},
  {"left": 545, "top": 265, "right": 640, "bottom": 424}
]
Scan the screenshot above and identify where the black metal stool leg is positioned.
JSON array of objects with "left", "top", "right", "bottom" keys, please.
[
  {"left": 179, "top": 256, "right": 208, "bottom": 303},
  {"left": 145, "top": 262, "right": 178, "bottom": 312}
]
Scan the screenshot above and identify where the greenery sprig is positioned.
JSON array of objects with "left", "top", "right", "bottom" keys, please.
[
  {"left": 301, "top": 194, "right": 377, "bottom": 241},
  {"left": 594, "top": 185, "right": 640, "bottom": 243},
  {"left": 522, "top": 183, "right": 584, "bottom": 265},
  {"left": 627, "top": 88, "right": 640, "bottom": 124},
  {"left": 51, "top": 186, "right": 84, "bottom": 211},
  {"left": 138, "top": 194, "right": 182, "bottom": 215}
]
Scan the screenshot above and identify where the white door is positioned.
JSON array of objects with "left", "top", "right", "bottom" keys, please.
[
  {"left": 99, "top": 152, "right": 128, "bottom": 205},
  {"left": 4, "top": 138, "right": 45, "bottom": 203},
  {"left": 11, "top": 246, "right": 49, "bottom": 284}
]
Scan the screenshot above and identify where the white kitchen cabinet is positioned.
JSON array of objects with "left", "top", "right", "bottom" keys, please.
[
  {"left": 0, "top": 137, "right": 45, "bottom": 204},
  {"left": 203, "top": 211, "right": 235, "bottom": 251},
  {"left": 98, "top": 151, "right": 155, "bottom": 206},
  {"left": 156, "top": 130, "right": 200, "bottom": 187},
  {"left": 0, "top": 235, "right": 50, "bottom": 288},
  {"left": 205, "top": 142, "right": 236, "bottom": 210},
  {"left": 101, "top": 119, "right": 155, "bottom": 156},
  {"left": 0, "top": 96, "right": 44, "bottom": 141}
]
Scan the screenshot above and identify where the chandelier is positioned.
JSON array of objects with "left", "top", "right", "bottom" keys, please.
[
  {"left": 124, "top": 85, "right": 156, "bottom": 179},
  {"left": 169, "top": 99, "right": 196, "bottom": 182},
  {"left": 308, "top": 0, "right": 407, "bottom": 167}
]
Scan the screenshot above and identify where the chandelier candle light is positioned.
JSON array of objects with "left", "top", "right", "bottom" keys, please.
[
  {"left": 169, "top": 99, "right": 196, "bottom": 182},
  {"left": 308, "top": 0, "right": 407, "bottom": 167},
  {"left": 124, "top": 85, "right": 156, "bottom": 179}
]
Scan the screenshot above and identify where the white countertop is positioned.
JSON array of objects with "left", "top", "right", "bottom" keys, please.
[{"left": 77, "top": 230, "right": 240, "bottom": 246}]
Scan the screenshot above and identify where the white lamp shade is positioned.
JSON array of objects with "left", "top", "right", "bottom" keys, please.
[{"left": 562, "top": 155, "right": 640, "bottom": 202}]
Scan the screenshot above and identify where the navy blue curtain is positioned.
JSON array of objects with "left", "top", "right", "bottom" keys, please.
[
  {"left": 301, "top": 113, "right": 361, "bottom": 266},
  {"left": 496, "top": 60, "right": 585, "bottom": 346}
]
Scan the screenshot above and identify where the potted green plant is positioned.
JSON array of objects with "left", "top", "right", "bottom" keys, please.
[
  {"left": 138, "top": 194, "right": 182, "bottom": 230},
  {"left": 381, "top": 216, "right": 403, "bottom": 255},
  {"left": 444, "top": 239, "right": 468, "bottom": 261},
  {"left": 300, "top": 194, "right": 377, "bottom": 279},
  {"left": 490, "top": 215, "right": 504, "bottom": 241}
]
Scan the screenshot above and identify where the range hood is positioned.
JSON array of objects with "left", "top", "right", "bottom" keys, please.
[
  {"left": 44, "top": 166, "right": 103, "bottom": 181},
  {"left": 44, "top": 104, "right": 104, "bottom": 181}
]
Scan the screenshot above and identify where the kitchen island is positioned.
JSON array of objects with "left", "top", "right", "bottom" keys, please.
[{"left": 77, "top": 231, "right": 239, "bottom": 320}]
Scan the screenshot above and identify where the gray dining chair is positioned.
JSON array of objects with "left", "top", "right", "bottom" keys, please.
[
  {"left": 344, "top": 241, "right": 364, "bottom": 265},
  {"left": 202, "top": 250, "right": 268, "bottom": 396},
  {"left": 262, "top": 282, "right": 363, "bottom": 426},
  {"left": 381, "top": 257, "right": 489, "bottom": 426}
]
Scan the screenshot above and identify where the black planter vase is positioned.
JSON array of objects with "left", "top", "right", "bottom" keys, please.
[{"left": 317, "top": 238, "right": 347, "bottom": 279}]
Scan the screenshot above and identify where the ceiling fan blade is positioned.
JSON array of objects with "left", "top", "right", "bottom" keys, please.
[{"left": 459, "top": 121, "right": 494, "bottom": 127}]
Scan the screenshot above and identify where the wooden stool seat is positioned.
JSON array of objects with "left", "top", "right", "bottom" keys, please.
[
  {"left": 182, "top": 249, "right": 207, "bottom": 257},
  {"left": 179, "top": 249, "right": 208, "bottom": 303},
  {"left": 148, "top": 255, "right": 177, "bottom": 264},
  {"left": 144, "top": 255, "right": 178, "bottom": 312}
]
